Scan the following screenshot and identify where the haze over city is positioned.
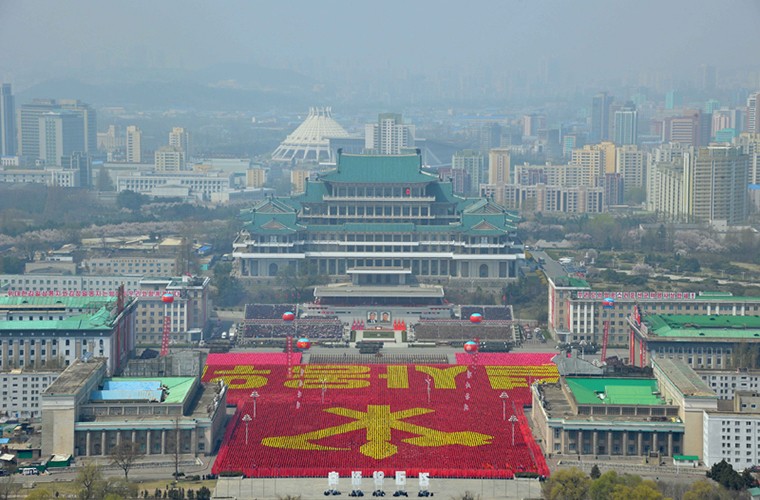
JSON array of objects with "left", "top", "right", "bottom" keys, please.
[
  {"left": 3, "top": 1, "right": 760, "bottom": 499},
  {"left": 3, "top": 0, "right": 760, "bottom": 109}
]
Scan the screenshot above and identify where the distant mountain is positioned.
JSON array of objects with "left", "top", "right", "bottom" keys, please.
[{"left": 14, "top": 63, "right": 327, "bottom": 111}]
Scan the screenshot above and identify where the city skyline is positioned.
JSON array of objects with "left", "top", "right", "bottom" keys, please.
[{"left": 2, "top": 1, "right": 760, "bottom": 107}]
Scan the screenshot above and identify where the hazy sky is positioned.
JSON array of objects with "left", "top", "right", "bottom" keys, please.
[{"left": 2, "top": 0, "right": 760, "bottom": 85}]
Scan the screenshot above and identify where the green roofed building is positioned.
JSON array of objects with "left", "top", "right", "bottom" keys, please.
[
  {"left": 0, "top": 295, "right": 137, "bottom": 375},
  {"left": 532, "top": 375, "right": 685, "bottom": 458},
  {"left": 628, "top": 312, "right": 760, "bottom": 370},
  {"left": 233, "top": 151, "right": 524, "bottom": 286},
  {"left": 41, "top": 359, "right": 227, "bottom": 459}
]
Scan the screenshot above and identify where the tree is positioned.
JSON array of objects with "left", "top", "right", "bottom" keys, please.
[
  {"left": 707, "top": 459, "right": 747, "bottom": 490},
  {"left": 542, "top": 467, "right": 590, "bottom": 500},
  {"left": 25, "top": 489, "right": 55, "bottom": 500},
  {"left": 212, "top": 262, "right": 244, "bottom": 307},
  {"left": 196, "top": 487, "right": 211, "bottom": 500},
  {"left": 0, "top": 466, "right": 21, "bottom": 500},
  {"left": 96, "top": 166, "right": 114, "bottom": 192},
  {"left": 589, "top": 464, "right": 601, "bottom": 479},
  {"left": 75, "top": 463, "right": 107, "bottom": 500},
  {"left": 278, "top": 262, "right": 328, "bottom": 304},
  {"left": 682, "top": 479, "right": 730, "bottom": 500},
  {"left": 110, "top": 440, "right": 144, "bottom": 481},
  {"left": 589, "top": 471, "right": 663, "bottom": 500},
  {"left": 116, "top": 190, "right": 147, "bottom": 211}
]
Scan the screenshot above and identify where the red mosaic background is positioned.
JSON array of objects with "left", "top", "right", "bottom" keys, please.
[{"left": 203, "top": 353, "right": 557, "bottom": 478}]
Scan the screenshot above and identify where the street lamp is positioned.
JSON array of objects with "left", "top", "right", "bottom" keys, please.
[
  {"left": 251, "top": 391, "right": 259, "bottom": 418},
  {"left": 499, "top": 392, "right": 509, "bottom": 421},
  {"left": 242, "top": 413, "right": 252, "bottom": 445},
  {"left": 321, "top": 378, "right": 327, "bottom": 404},
  {"left": 425, "top": 377, "right": 432, "bottom": 404},
  {"left": 509, "top": 415, "right": 518, "bottom": 446}
]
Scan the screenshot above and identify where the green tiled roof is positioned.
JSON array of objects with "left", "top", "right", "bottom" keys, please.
[
  {"left": 645, "top": 314, "right": 760, "bottom": 339},
  {"left": 566, "top": 378, "right": 664, "bottom": 405},
  {"left": 320, "top": 153, "right": 437, "bottom": 184},
  {"left": 0, "top": 296, "right": 117, "bottom": 308},
  {"left": 0, "top": 306, "right": 115, "bottom": 331},
  {"left": 693, "top": 293, "right": 760, "bottom": 302}
]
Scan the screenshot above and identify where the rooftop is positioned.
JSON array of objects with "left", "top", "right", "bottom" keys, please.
[
  {"left": 0, "top": 307, "right": 116, "bottom": 331},
  {"left": 565, "top": 377, "right": 665, "bottom": 406},
  {"left": 91, "top": 377, "right": 195, "bottom": 404},
  {"left": 320, "top": 153, "right": 437, "bottom": 184},
  {"left": 652, "top": 358, "right": 717, "bottom": 398},
  {"left": 314, "top": 283, "right": 444, "bottom": 298},
  {"left": 645, "top": 314, "right": 760, "bottom": 339},
  {"left": 43, "top": 358, "right": 107, "bottom": 396},
  {"left": 0, "top": 296, "right": 117, "bottom": 309}
]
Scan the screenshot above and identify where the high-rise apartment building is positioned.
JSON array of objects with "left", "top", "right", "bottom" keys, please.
[
  {"left": 154, "top": 146, "right": 185, "bottom": 172},
  {"left": 590, "top": 92, "right": 613, "bottom": 143},
  {"left": 19, "top": 99, "right": 57, "bottom": 159},
  {"left": 18, "top": 99, "right": 95, "bottom": 160},
  {"left": 566, "top": 142, "right": 614, "bottom": 180},
  {"left": 648, "top": 161, "right": 687, "bottom": 220},
  {"left": 662, "top": 112, "right": 704, "bottom": 147},
  {"left": 38, "top": 111, "right": 86, "bottom": 166},
  {"left": 246, "top": 167, "right": 267, "bottom": 188},
  {"left": 479, "top": 122, "right": 502, "bottom": 156},
  {"left": 58, "top": 100, "right": 96, "bottom": 154},
  {"left": 665, "top": 90, "right": 681, "bottom": 110},
  {"left": 488, "top": 148, "right": 511, "bottom": 186},
  {"left": 747, "top": 92, "right": 760, "bottom": 134},
  {"left": 0, "top": 83, "right": 16, "bottom": 156},
  {"left": 616, "top": 145, "right": 646, "bottom": 199},
  {"left": 613, "top": 102, "right": 638, "bottom": 145},
  {"left": 647, "top": 143, "right": 691, "bottom": 213},
  {"left": 364, "top": 113, "right": 415, "bottom": 155},
  {"left": 169, "top": 127, "right": 190, "bottom": 160},
  {"left": 452, "top": 149, "right": 485, "bottom": 196},
  {"left": 522, "top": 114, "right": 545, "bottom": 138},
  {"left": 125, "top": 125, "right": 142, "bottom": 163},
  {"left": 684, "top": 146, "right": 749, "bottom": 226},
  {"left": 735, "top": 133, "right": 760, "bottom": 185}
]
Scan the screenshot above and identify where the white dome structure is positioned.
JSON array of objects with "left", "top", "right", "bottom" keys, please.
[{"left": 271, "top": 107, "right": 350, "bottom": 164}]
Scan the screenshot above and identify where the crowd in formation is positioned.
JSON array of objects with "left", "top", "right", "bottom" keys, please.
[{"left": 242, "top": 304, "right": 344, "bottom": 339}]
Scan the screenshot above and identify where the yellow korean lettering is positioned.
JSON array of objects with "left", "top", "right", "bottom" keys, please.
[
  {"left": 378, "top": 365, "right": 409, "bottom": 389},
  {"left": 208, "top": 365, "right": 271, "bottom": 389},
  {"left": 414, "top": 366, "right": 468, "bottom": 389},
  {"left": 285, "top": 365, "right": 370, "bottom": 389}
]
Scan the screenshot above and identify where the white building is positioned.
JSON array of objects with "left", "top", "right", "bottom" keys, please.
[
  {"left": 365, "top": 113, "right": 415, "bottom": 155},
  {"left": 703, "top": 399, "right": 760, "bottom": 469},
  {"left": 0, "top": 369, "right": 58, "bottom": 419},
  {"left": 0, "top": 168, "right": 79, "bottom": 187},
  {"left": 168, "top": 127, "right": 190, "bottom": 160},
  {"left": 135, "top": 276, "right": 210, "bottom": 345},
  {"left": 116, "top": 170, "right": 232, "bottom": 200}
]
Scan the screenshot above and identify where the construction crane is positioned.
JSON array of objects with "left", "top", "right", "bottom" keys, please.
[{"left": 160, "top": 292, "right": 174, "bottom": 357}]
